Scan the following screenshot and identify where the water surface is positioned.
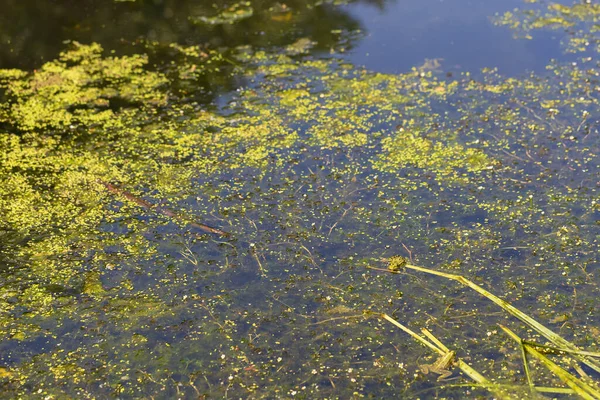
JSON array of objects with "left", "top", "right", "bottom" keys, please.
[{"left": 0, "top": 0, "right": 599, "bottom": 398}]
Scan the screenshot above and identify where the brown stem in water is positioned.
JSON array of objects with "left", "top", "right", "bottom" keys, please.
[{"left": 98, "top": 179, "right": 229, "bottom": 237}]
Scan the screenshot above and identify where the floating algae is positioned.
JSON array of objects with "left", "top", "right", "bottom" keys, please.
[{"left": 1, "top": 3, "right": 600, "bottom": 396}]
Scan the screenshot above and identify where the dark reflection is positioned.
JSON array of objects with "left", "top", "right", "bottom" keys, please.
[{"left": 0, "top": 0, "right": 389, "bottom": 71}]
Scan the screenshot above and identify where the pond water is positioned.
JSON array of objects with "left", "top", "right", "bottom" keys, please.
[
  {"left": 1, "top": 0, "right": 599, "bottom": 399},
  {"left": 347, "top": 0, "right": 567, "bottom": 75}
]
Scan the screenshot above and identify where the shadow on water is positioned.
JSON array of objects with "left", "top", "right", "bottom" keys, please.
[
  {"left": 0, "top": 0, "right": 373, "bottom": 66},
  {"left": 0, "top": 0, "right": 383, "bottom": 104}
]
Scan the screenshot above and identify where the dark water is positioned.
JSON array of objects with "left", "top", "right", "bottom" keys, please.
[
  {"left": 1, "top": 0, "right": 599, "bottom": 399},
  {"left": 0, "top": 0, "right": 564, "bottom": 74}
]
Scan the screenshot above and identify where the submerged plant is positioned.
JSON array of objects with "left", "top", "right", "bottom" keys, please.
[{"left": 0, "top": 7, "right": 599, "bottom": 395}]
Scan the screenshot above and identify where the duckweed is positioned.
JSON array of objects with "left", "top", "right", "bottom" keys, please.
[{"left": 0, "top": 3, "right": 599, "bottom": 397}]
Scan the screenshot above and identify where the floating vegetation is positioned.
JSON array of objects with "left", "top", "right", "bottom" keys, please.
[
  {"left": 1, "top": 2, "right": 600, "bottom": 396},
  {"left": 0, "top": 42, "right": 168, "bottom": 132},
  {"left": 190, "top": 2, "right": 254, "bottom": 25},
  {"left": 495, "top": 1, "right": 600, "bottom": 53}
]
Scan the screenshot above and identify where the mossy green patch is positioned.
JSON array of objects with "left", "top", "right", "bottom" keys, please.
[
  {"left": 0, "top": 42, "right": 167, "bottom": 132},
  {"left": 375, "top": 126, "right": 493, "bottom": 182}
]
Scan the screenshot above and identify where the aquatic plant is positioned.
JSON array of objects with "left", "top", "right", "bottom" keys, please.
[
  {"left": 495, "top": 1, "right": 600, "bottom": 53},
  {"left": 1, "top": 8, "right": 599, "bottom": 395}
]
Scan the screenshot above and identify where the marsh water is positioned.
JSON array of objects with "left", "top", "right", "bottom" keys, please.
[{"left": 1, "top": 0, "right": 599, "bottom": 398}]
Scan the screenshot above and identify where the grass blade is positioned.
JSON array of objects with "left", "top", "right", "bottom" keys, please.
[
  {"left": 501, "top": 325, "right": 600, "bottom": 400},
  {"left": 370, "top": 260, "right": 600, "bottom": 374}
]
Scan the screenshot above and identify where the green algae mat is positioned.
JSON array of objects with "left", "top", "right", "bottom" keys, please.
[{"left": 0, "top": 0, "right": 600, "bottom": 398}]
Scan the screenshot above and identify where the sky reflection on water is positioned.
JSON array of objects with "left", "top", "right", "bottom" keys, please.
[{"left": 346, "top": 0, "right": 572, "bottom": 75}]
